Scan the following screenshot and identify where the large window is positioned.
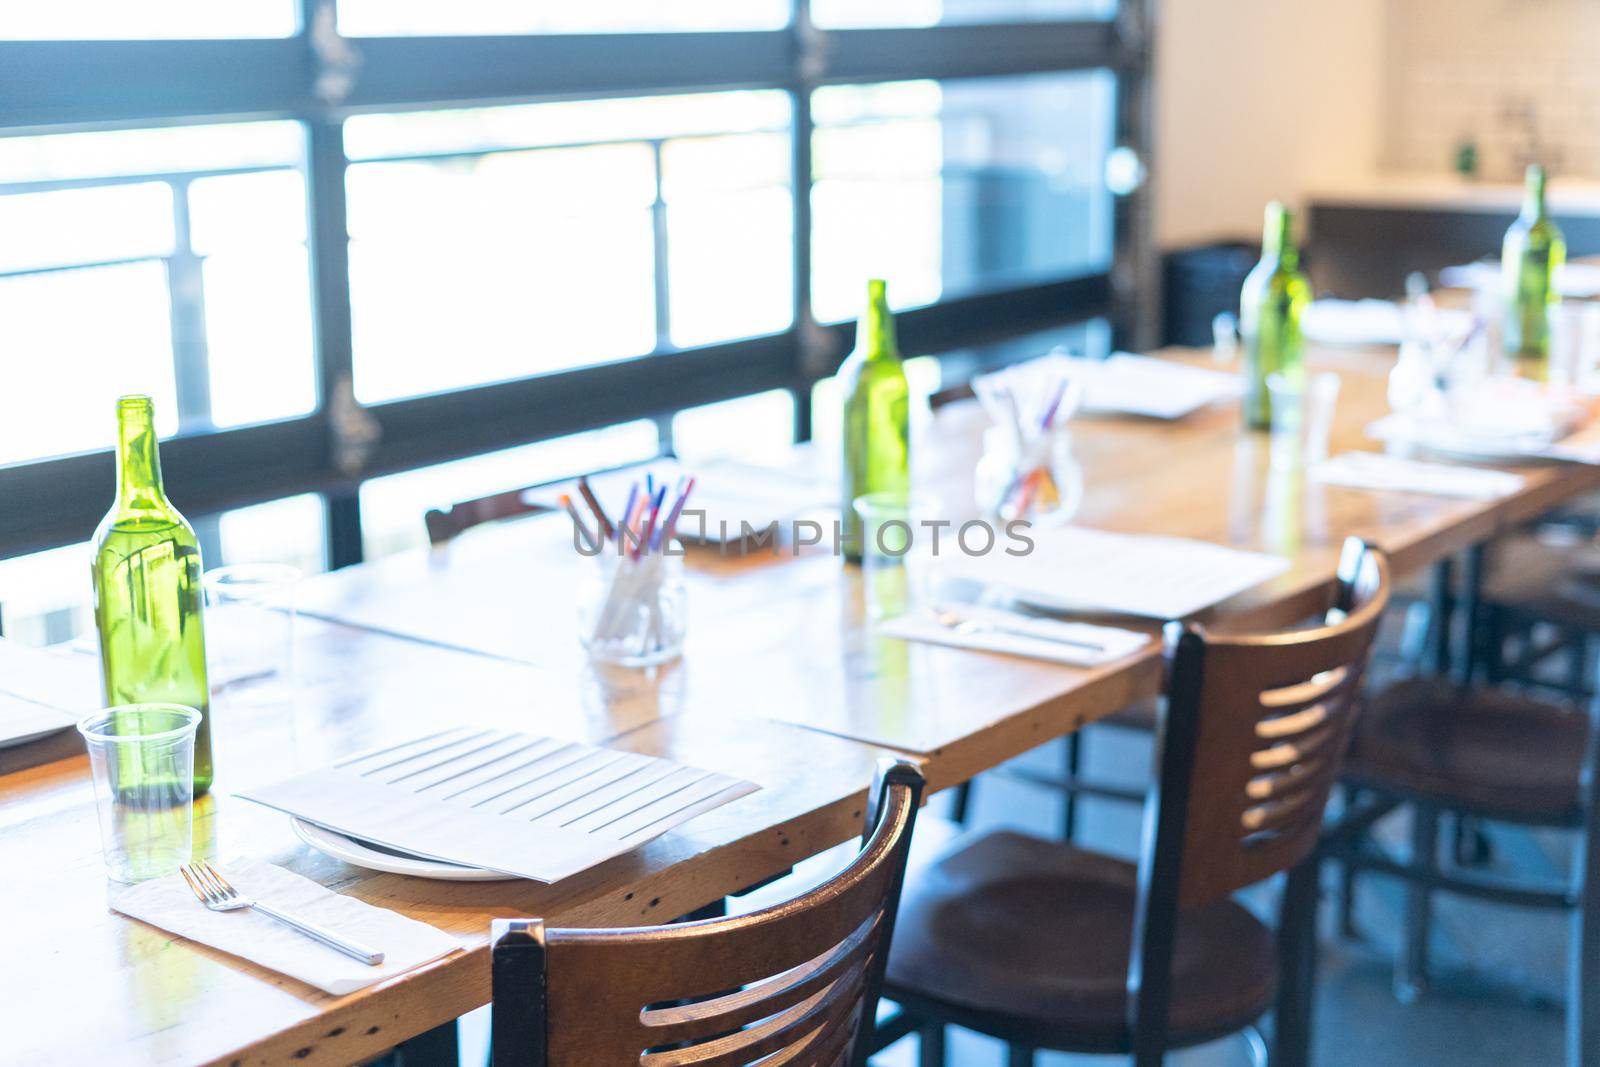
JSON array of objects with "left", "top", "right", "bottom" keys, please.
[{"left": 0, "top": 0, "right": 1152, "bottom": 638}]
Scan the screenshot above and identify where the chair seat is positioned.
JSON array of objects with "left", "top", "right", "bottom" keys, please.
[
  {"left": 1484, "top": 531, "right": 1600, "bottom": 631},
  {"left": 884, "top": 830, "right": 1278, "bottom": 1053},
  {"left": 1346, "top": 677, "right": 1588, "bottom": 823}
]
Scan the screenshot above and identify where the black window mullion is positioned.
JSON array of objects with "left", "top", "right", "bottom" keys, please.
[{"left": 302, "top": 116, "right": 363, "bottom": 567}]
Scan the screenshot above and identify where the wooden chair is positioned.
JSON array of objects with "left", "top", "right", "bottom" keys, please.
[
  {"left": 424, "top": 486, "right": 551, "bottom": 546},
  {"left": 879, "top": 538, "right": 1390, "bottom": 1067},
  {"left": 1328, "top": 633, "right": 1600, "bottom": 1064},
  {"left": 490, "top": 759, "right": 926, "bottom": 1067}
]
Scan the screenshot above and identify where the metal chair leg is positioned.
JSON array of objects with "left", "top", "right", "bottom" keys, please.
[
  {"left": 1338, "top": 786, "right": 1364, "bottom": 941},
  {"left": 1006, "top": 1046, "right": 1036, "bottom": 1067},
  {"left": 949, "top": 782, "right": 973, "bottom": 825},
  {"left": 917, "top": 1024, "right": 946, "bottom": 1067},
  {"left": 1060, "top": 732, "right": 1082, "bottom": 840},
  {"left": 1273, "top": 858, "right": 1320, "bottom": 1067},
  {"left": 1397, "top": 803, "right": 1439, "bottom": 1003},
  {"left": 1569, "top": 789, "right": 1600, "bottom": 1067}
]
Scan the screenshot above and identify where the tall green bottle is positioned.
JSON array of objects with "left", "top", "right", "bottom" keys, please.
[
  {"left": 841, "top": 279, "right": 911, "bottom": 562},
  {"left": 1239, "top": 201, "right": 1311, "bottom": 430},
  {"left": 1501, "top": 163, "right": 1566, "bottom": 379},
  {"left": 92, "top": 395, "right": 214, "bottom": 796}
]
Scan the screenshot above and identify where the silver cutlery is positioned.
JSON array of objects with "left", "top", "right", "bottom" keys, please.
[
  {"left": 931, "top": 608, "right": 1106, "bottom": 654},
  {"left": 180, "top": 860, "right": 385, "bottom": 966}
]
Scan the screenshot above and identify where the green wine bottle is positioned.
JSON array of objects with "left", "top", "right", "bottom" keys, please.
[
  {"left": 1239, "top": 201, "right": 1311, "bottom": 430},
  {"left": 1502, "top": 163, "right": 1566, "bottom": 379},
  {"left": 92, "top": 395, "right": 214, "bottom": 796},
  {"left": 841, "top": 279, "right": 911, "bottom": 562}
]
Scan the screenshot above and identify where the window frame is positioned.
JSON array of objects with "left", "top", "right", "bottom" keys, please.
[{"left": 0, "top": 0, "right": 1155, "bottom": 564}]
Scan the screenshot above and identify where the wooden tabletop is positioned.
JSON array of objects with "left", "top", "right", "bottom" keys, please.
[{"left": 7, "top": 344, "right": 1599, "bottom": 1066}]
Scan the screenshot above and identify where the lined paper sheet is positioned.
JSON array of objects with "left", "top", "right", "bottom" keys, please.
[
  {"left": 239, "top": 727, "right": 760, "bottom": 882},
  {"left": 992, "top": 352, "right": 1241, "bottom": 421},
  {"left": 937, "top": 526, "right": 1290, "bottom": 620}
]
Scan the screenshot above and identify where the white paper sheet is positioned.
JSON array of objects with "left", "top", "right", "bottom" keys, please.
[
  {"left": 936, "top": 526, "right": 1290, "bottom": 620},
  {"left": 238, "top": 728, "right": 760, "bottom": 883},
  {"left": 973, "top": 352, "right": 1240, "bottom": 421},
  {"left": 1311, "top": 452, "right": 1526, "bottom": 499},
  {"left": 527, "top": 458, "right": 832, "bottom": 544},
  {"left": 0, "top": 637, "right": 100, "bottom": 748},
  {"left": 1440, "top": 260, "right": 1600, "bottom": 299},
  {"left": 1301, "top": 299, "right": 1473, "bottom": 347},
  {"left": 1078, "top": 353, "right": 1242, "bottom": 420},
  {"left": 114, "top": 858, "right": 461, "bottom": 995}
]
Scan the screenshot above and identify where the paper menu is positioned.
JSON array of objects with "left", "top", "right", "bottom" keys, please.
[
  {"left": 0, "top": 637, "right": 100, "bottom": 748},
  {"left": 936, "top": 526, "right": 1290, "bottom": 620},
  {"left": 239, "top": 727, "right": 760, "bottom": 883}
]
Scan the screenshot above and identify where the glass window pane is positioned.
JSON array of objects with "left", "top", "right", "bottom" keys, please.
[
  {"left": 346, "top": 92, "right": 793, "bottom": 404},
  {"left": 672, "top": 390, "right": 796, "bottom": 465},
  {"left": 0, "top": 0, "right": 296, "bottom": 39},
  {"left": 215, "top": 494, "right": 328, "bottom": 575},
  {"left": 0, "top": 262, "right": 177, "bottom": 465},
  {"left": 811, "top": 71, "right": 1115, "bottom": 323},
  {"left": 0, "top": 121, "right": 314, "bottom": 465},
  {"left": 0, "top": 184, "right": 174, "bottom": 273},
  {"left": 0, "top": 123, "right": 303, "bottom": 184},
  {"left": 189, "top": 170, "right": 308, "bottom": 252},
  {"left": 813, "top": 0, "right": 1109, "bottom": 28},
  {"left": 663, "top": 133, "right": 793, "bottom": 348},
  {"left": 358, "top": 421, "right": 662, "bottom": 559},
  {"left": 338, "top": 0, "right": 787, "bottom": 36}
]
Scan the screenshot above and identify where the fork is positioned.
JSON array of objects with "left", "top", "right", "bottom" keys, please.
[
  {"left": 180, "top": 861, "right": 385, "bottom": 966},
  {"left": 931, "top": 608, "right": 1106, "bottom": 654}
]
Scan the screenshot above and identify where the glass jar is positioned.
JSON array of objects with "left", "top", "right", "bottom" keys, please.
[
  {"left": 974, "top": 424, "right": 1083, "bottom": 527},
  {"left": 577, "top": 546, "right": 687, "bottom": 667}
]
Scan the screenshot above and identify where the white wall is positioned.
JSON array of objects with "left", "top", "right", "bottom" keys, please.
[{"left": 1154, "top": 0, "right": 1385, "bottom": 248}]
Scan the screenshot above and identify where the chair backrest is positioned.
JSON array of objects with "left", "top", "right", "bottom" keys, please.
[
  {"left": 491, "top": 759, "right": 926, "bottom": 1067},
  {"left": 424, "top": 487, "right": 550, "bottom": 546},
  {"left": 1126, "top": 538, "right": 1389, "bottom": 1038}
]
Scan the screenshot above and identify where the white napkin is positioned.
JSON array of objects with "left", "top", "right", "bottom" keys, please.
[
  {"left": 879, "top": 605, "right": 1150, "bottom": 666},
  {"left": 112, "top": 858, "right": 461, "bottom": 995},
  {"left": 1311, "top": 452, "right": 1526, "bottom": 499}
]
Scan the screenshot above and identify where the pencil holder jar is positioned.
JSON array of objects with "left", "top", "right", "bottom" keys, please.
[
  {"left": 975, "top": 423, "right": 1083, "bottom": 527},
  {"left": 578, "top": 544, "right": 688, "bottom": 667}
]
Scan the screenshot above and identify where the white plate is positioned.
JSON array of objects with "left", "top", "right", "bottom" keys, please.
[{"left": 290, "top": 817, "right": 518, "bottom": 881}]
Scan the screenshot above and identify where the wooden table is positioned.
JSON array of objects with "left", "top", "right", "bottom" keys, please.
[{"left": 6, "top": 345, "right": 1598, "bottom": 1066}]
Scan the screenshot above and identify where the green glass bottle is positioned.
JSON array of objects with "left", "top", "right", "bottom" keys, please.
[
  {"left": 1502, "top": 163, "right": 1566, "bottom": 380},
  {"left": 1239, "top": 201, "right": 1312, "bottom": 430},
  {"left": 841, "top": 279, "right": 911, "bottom": 562},
  {"left": 92, "top": 395, "right": 214, "bottom": 796}
]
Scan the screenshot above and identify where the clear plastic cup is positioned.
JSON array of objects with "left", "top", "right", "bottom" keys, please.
[
  {"left": 203, "top": 563, "right": 300, "bottom": 703},
  {"left": 852, "top": 491, "right": 941, "bottom": 620},
  {"left": 1268, "top": 371, "right": 1341, "bottom": 470},
  {"left": 77, "top": 703, "right": 200, "bottom": 883}
]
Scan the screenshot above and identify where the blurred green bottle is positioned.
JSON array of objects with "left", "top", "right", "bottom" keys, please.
[
  {"left": 841, "top": 279, "right": 911, "bottom": 562},
  {"left": 92, "top": 395, "right": 213, "bottom": 796},
  {"left": 1501, "top": 164, "right": 1565, "bottom": 379},
  {"left": 1239, "top": 201, "right": 1311, "bottom": 430}
]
